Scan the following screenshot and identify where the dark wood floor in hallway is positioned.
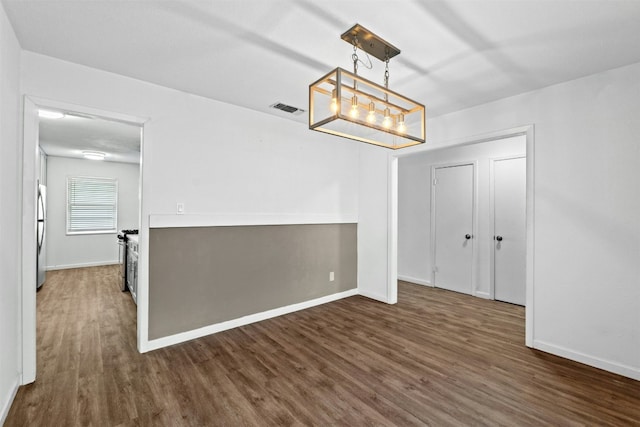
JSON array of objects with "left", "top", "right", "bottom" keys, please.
[{"left": 6, "top": 266, "right": 640, "bottom": 426}]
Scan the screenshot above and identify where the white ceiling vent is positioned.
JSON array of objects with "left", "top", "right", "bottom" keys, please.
[{"left": 270, "top": 102, "right": 305, "bottom": 115}]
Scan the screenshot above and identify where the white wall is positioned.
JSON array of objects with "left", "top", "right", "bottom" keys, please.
[
  {"left": 0, "top": 2, "right": 22, "bottom": 422},
  {"left": 357, "top": 144, "right": 391, "bottom": 302},
  {"left": 359, "top": 61, "right": 640, "bottom": 379},
  {"left": 21, "top": 54, "right": 359, "bottom": 220},
  {"left": 428, "top": 62, "right": 640, "bottom": 379},
  {"left": 398, "top": 135, "right": 526, "bottom": 296},
  {"left": 21, "top": 51, "right": 360, "bottom": 351},
  {"left": 45, "top": 156, "right": 140, "bottom": 269}
]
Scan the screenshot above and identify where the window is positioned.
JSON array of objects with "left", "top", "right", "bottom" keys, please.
[{"left": 67, "top": 176, "right": 118, "bottom": 234}]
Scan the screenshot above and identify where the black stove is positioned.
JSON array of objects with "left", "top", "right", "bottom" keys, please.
[
  {"left": 117, "top": 229, "right": 139, "bottom": 292},
  {"left": 117, "top": 229, "right": 139, "bottom": 241}
]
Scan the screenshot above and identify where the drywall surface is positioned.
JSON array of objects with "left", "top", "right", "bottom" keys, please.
[
  {"left": 21, "top": 52, "right": 359, "bottom": 219},
  {"left": 398, "top": 135, "right": 526, "bottom": 296},
  {"left": 427, "top": 62, "right": 640, "bottom": 378},
  {"left": 21, "top": 51, "right": 360, "bottom": 350},
  {"left": 148, "top": 224, "right": 357, "bottom": 339},
  {"left": 357, "top": 144, "right": 391, "bottom": 302},
  {"left": 45, "top": 156, "right": 140, "bottom": 269},
  {"left": 0, "top": 2, "right": 21, "bottom": 422}
]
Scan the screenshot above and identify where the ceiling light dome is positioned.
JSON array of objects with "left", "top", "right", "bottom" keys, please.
[{"left": 82, "top": 151, "right": 106, "bottom": 161}]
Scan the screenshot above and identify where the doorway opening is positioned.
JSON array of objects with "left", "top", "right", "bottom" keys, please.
[
  {"left": 390, "top": 125, "right": 534, "bottom": 346},
  {"left": 21, "top": 97, "right": 147, "bottom": 384}
]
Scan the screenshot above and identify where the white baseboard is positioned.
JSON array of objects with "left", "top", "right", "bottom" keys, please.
[
  {"left": 0, "top": 377, "right": 19, "bottom": 426},
  {"left": 533, "top": 340, "right": 640, "bottom": 381},
  {"left": 475, "top": 291, "right": 491, "bottom": 299},
  {"left": 397, "top": 275, "right": 432, "bottom": 287},
  {"left": 143, "top": 288, "right": 359, "bottom": 352},
  {"left": 46, "top": 260, "right": 119, "bottom": 271},
  {"left": 357, "top": 289, "right": 390, "bottom": 303}
]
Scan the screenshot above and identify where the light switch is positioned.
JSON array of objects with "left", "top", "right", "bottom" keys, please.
[{"left": 177, "top": 203, "right": 184, "bottom": 214}]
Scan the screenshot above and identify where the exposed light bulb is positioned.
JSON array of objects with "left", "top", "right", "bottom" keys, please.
[
  {"left": 383, "top": 107, "right": 392, "bottom": 128},
  {"left": 397, "top": 113, "right": 406, "bottom": 133},
  {"left": 367, "top": 102, "right": 376, "bottom": 124},
  {"left": 350, "top": 95, "right": 359, "bottom": 118},
  {"left": 330, "top": 89, "right": 339, "bottom": 113}
]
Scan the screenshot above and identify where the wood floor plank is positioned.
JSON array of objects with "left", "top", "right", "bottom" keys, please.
[{"left": 5, "top": 269, "right": 640, "bottom": 426}]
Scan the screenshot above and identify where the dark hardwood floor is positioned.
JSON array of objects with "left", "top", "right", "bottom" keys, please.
[{"left": 6, "top": 266, "right": 640, "bottom": 426}]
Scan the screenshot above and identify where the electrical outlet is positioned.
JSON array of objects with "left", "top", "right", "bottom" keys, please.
[
  {"left": 329, "top": 271, "right": 335, "bottom": 282},
  {"left": 177, "top": 203, "right": 184, "bottom": 214}
]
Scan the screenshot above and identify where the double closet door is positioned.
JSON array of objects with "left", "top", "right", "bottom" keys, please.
[{"left": 432, "top": 158, "right": 526, "bottom": 306}]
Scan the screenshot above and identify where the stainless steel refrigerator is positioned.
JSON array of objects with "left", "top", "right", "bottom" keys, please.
[{"left": 37, "top": 182, "right": 47, "bottom": 289}]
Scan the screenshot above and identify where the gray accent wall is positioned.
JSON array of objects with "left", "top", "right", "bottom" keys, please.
[{"left": 149, "top": 223, "right": 357, "bottom": 340}]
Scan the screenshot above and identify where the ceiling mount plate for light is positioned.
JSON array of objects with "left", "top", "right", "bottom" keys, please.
[{"left": 340, "top": 24, "right": 401, "bottom": 62}]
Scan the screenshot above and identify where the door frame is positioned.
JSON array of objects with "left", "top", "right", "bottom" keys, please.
[
  {"left": 389, "top": 124, "right": 535, "bottom": 347},
  {"left": 430, "top": 161, "right": 478, "bottom": 295},
  {"left": 21, "top": 96, "right": 147, "bottom": 384},
  {"left": 489, "top": 154, "right": 526, "bottom": 301}
]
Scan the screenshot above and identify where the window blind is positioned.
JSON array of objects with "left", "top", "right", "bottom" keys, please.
[{"left": 67, "top": 176, "right": 118, "bottom": 234}]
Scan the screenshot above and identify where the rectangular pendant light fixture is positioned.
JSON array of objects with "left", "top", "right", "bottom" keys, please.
[{"left": 309, "top": 25, "right": 425, "bottom": 149}]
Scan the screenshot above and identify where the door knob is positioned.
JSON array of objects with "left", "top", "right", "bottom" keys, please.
[
  {"left": 465, "top": 234, "right": 472, "bottom": 240},
  {"left": 496, "top": 235, "right": 503, "bottom": 242}
]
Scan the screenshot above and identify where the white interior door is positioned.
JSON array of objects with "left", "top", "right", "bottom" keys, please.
[
  {"left": 433, "top": 164, "right": 474, "bottom": 295},
  {"left": 493, "top": 157, "right": 526, "bottom": 305}
]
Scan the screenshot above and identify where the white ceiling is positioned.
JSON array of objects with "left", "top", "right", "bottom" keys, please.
[
  {"left": 39, "top": 112, "right": 141, "bottom": 164},
  {"left": 6, "top": 0, "right": 640, "bottom": 133}
]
